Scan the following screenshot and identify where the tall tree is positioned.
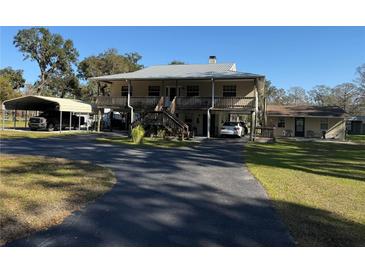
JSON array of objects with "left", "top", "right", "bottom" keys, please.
[
  {"left": 354, "top": 64, "right": 365, "bottom": 114},
  {"left": 331, "top": 82, "right": 359, "bottom": 114},
  {"left": 0, "top": 76, "right": 21, "bottom": 102},
  {"left": 78, "top": 49, "right": 143, "bottom": 80},
  {"left": 308, "top": 85, "right": 333, "bottom": 106},
  {"left": 355, "top": 63, "right": 365, "bottom": 93},
  {"left": 286, "top": 86, "right": 308, "bottom": 105},
  {"left": 0, "top": 67, "right": 25, "bottom": 90},
  {"left": 264, "top": 80, "right": 288, "bottom": 104},
  {"left": 13, "top": 27, "right": 79, "bottom": 97},
  {"left": 125, "top": 52, "right": 143, "bottom": 71},
  {"left": 43, "top": 72, "right": 81, "bottom": 98},
  {"left": 78, "top": 49, "right": 143, "bottom": 97}
]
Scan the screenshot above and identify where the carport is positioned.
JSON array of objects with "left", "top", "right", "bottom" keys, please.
[{"left": 2, "top": 95, "right": 93, "bottom": 132}]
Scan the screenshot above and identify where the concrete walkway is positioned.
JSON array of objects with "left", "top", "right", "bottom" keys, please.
[{"left": 1, "top": 135, "right": 294, "bottom": 246}]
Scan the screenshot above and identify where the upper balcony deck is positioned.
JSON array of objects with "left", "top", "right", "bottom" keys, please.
[{"left": 94, "top": 96, "right": 255, "bottom": 111}]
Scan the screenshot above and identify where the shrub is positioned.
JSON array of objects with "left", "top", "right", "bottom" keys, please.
[
  {"left": 157, "top": 129, "right": 167, "bottom": 139},
  {"left": 131, "top": 125, "right": 145, "bottom": 144}
]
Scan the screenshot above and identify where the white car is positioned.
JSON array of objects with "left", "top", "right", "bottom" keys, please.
[{"left": 220, "top": 121, "right": 245, "bottom": 137}]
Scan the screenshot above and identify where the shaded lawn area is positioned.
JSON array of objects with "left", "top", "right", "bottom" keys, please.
[
  {"left": 347, "top": 134, "right": 365, "bottom": 144},
  {"left": 0, "top": 129, "right": 95, "bottom": 139},
  {"left": 245, "top": 139, "right": 365, "bottom": 246},
  {"left": 96, "top": 136, "right": 199, "bottom": 148},
  {"left": 0, "top": 154, "right": 116, "bottom": 246},
  {"left": 1, "top": 119, "right": 26, "bottom": 128}
]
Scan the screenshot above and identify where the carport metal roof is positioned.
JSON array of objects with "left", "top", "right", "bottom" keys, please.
[{"left": 2, "top": 95, "right": 92, "bottom": 113}]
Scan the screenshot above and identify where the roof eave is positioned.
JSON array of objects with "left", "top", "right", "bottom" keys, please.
[{"left": 90, "top": 75, "right": 265, "bottom": 81}]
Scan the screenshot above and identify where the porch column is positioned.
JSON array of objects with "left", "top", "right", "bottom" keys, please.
[
  {"left": 97, "top": 109, "right": 101, "bottom": 132},
  {"left": 127, "top": 80, "right": 134, "bottom": 123},
  {"left": 254, "top": 80, "right": 259, "bottom": 127},
  {"left": 250, "top": 110, "right": 255, "bottom": 141},
  {"left": 207, "top": 78, "right": 215, "bottom": 138}
]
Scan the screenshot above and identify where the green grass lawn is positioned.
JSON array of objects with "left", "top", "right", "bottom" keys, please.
[
  {"left": 0, "top": 129, "right": 95, "bottom": 139},
  {"left": 96, "top": 136, "right": 198, "bottom": 148},
  {"left": 347, "top": 134, "right": 365, "bottom": 143},
  {"left": 1, "top": 119, "right": 27, "bottom": 128},
  {"left": 245, "top": 139, "right": 365, "bottom": 246},
  {"left": 0, "top": 154, "right": 116, "bottom": 246}
]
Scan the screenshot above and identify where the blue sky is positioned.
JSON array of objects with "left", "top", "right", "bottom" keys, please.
[{"left": 0, "top": 26, "right": 364, "bottom": 90}]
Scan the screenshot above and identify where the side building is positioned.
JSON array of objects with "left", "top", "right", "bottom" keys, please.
[{"left": 267, "top": 105, "right": 347, "bottom": 140}]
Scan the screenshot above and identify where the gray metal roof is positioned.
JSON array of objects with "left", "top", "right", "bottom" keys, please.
[
  {"left": 3, "top": 95, "right": 92, "bottom": 113},
  {"left": 90, "top": 63, "right": 264, "bottom": 81}
]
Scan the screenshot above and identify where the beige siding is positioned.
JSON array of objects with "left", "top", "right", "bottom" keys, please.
[
  {"left": 268, "top": 116, "right": 346, "bottom": 140},
  {"left": 109, "top": 79, "right": 255, "bottom": 98}
]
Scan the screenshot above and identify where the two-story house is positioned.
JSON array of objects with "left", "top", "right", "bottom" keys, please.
[{"left": 91, "top": 56, "right": 266, "bottom": 138}]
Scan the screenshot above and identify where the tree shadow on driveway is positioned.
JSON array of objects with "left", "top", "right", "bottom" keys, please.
[{"left": 4, "top": 136, "right": 359, "bottom": 246}]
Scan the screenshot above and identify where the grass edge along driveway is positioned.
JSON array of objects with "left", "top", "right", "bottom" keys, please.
[
  {"left": 0, "top": 154, "right": 116, "bottom": 246},
  {"left": 245, "top": 139, "right": 365, "bottom": 246},
  {"left": 0, "top": 129, "right": 96, "bottom": 139}
]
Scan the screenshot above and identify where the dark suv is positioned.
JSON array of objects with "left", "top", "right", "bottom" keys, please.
[{"left": 28, "top": 111, "right": 83, "bottom": 131}]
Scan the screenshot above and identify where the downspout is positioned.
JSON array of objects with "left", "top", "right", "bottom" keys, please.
[
  {"left": 126, "top": 79, "right": 134, "bottom": 125},
  {"left": 207, "top": 78, "right": 215, "bottom": 138}
]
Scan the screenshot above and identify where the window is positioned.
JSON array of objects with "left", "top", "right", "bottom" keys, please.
[
  {"left": 278, "top": 118, "right": 285, "bottom": 128},
  {"left": 187, "top": 85, "right": 199, "bottom": 96},
  {"left": 121, "top": 85, "right": 132, "bottom": 96},
  {"left": 320, "top": 119, "right": 328, "bottom": 131},
  {"left": 223, "top": 85, "right": 236, "bottom": 97},
  {"left": 148, "top": 86, "right": 160, "bottom": 96}
]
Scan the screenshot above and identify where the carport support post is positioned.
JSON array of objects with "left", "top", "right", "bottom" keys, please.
[
  {"left": 78, "top": 113, "right": 81, "bottom": 130},
  {"left": 2, "top": 108, "right": 5, "bottom": 130},
  {"left": 69, "top": 112, "right": 72, "bottom": 131},
  {"left": 13, "top": 109, "right": 17, "bottom": 129},
  {"left": 24, "top": 110, "right": 27, "bottom": 128},
  {"left": 59, "top": 111, "right": 62, "bottom": 133}
]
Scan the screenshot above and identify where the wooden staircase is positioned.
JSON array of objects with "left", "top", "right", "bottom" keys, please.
[{"left": 132, "top": 96, "right": 190, "bottom": 139}]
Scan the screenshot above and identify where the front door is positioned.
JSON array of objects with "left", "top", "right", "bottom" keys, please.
[
  {"left": 166, "top": 87, "right": 177, "bottom": 101},
  {"left": 295, "top": 117, "right": 305, "bottom": 137},
  {"left": 165, "top": 87, "right": 177, "bottom": 108}
]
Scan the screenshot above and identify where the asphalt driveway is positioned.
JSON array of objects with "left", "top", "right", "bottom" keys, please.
[{"left": 1, "top": 135, "right": 294, "bottom": 246}]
